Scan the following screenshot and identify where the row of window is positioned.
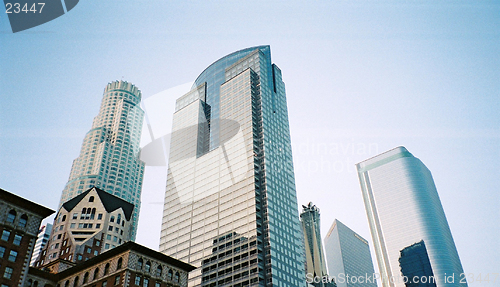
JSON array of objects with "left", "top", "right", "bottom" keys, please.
[
  {"left": 1, "top": 230, "right": 23, "bottom": 245},
  {"left": 6, "top": 210, "right": 28, "bottom": 228},
  {"left": 0, "top": 246, "right": 18, "bottom": 262}
]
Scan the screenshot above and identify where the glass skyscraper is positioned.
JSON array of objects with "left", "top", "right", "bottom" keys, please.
[
  {"left": 58, "top": 80, "right": 145, "bottom": 240},
  {"left": 356, "top": 146, "right": 466, "bottom": 287},
  {"left": 160, "top": 46, "right": 306, "bottom": 287},
  {"left": 323, "top": 219, "right": 376, "bottom": 287}
]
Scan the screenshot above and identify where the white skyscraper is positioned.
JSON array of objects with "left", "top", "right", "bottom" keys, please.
[
  {"left": 356, "top": 146, "right": 466, "bottom": 287},
  {"left": 323, "top": 219, "right": 376, "bottom": 287},
  {"left": 30, "top": 223, "right": 52, "bottom": 266},
  {"left": 58, "top": 81, "right": 145, "bottom": 240}
]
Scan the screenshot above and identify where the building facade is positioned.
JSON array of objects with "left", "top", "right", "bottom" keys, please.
[
  {"left": 300, "top": 203, "right": 328, "bottom": 280},
  {"left": 356, "top": 146, "right": 467, "bottom": 287},
  {"left": 323, "top": 219, "right": 376, "bottom": 287},
  {"left": 160, "top": 46, "right": 306, "bottom": 287},
  {"left": 34, "top": 187, "right": 134, "bottom": 268},
  {"left": 58, "top": 80, "right": 145, "bottom": 240},
  {"left": 0, "top": 188, "right": 54, "bottom": 287},
  {"left": 26, "top": 241, "right": 196, "bottom": 287},
  {"left": 30, "top": 224, "right": 53, "bottom": 267}
]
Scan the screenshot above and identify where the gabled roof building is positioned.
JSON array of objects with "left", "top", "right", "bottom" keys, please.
[{"left": 33, "top": 187, "right": 134, "bottom": 268}]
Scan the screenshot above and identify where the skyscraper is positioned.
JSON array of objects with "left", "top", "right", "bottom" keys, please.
[
  {"left": 160, "top": 46, "right": 306, "bottom": 287},
  {"left": 300, "top": 202, "right": 328, "bottom": 280},
  {"left": 323, "top": 219, "right": 376, "bottom": 287},
  {"left": 30, "top": 223, "right": 52, "bottom": 266},
  {"left": 58, "top": 81, "right": 145, "bottom": 240},
  {"left": 356, "top": 146, "right": 466, "bottom": 287}
]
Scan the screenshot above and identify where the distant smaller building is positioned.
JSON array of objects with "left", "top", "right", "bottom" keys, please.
[
  {"left": 31, "top": 224, "right": 53, "bottom": 266},
  {"left": 0, "top": 188, "right": 55, "bottom": 287},
  {"left": 324, "top": 219, "right": 376, "bottom": 287},
  {"left": 301, "top": 203, "right": 335, "bottom": 287},
  {"left": 398, "top": 240, "right": 437, "bottom": 287},
  {"left": 33, "top": 187, "right": 134, "bottom": 268},
  {"left": 26, "top": 241, "right": 196, "bottom": 287}
]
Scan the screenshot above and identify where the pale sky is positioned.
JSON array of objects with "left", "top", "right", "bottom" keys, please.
[{"left": 1, "top": 1, "right": 498, "bottom": 286}]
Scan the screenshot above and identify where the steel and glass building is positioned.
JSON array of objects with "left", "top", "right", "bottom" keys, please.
[
  {"left": 323, "top": 219, "right": 376, "bottom": 287},
  {"left": 58, "top": 81, "right": 145, "bottom": 240},
  {"left": 30, "top": 223, "right": 52, "bottom": 266},
  {"left": 356, "top": 146, "right": 466, "bottom": 287},
  {"left": 160, "top": 46, "right": 306, "bottom": 287},
  {"left": 300, "top": 202, "right": 328, "bottom": 280}
]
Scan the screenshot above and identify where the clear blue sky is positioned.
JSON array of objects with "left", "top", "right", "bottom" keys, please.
[{"left": 1, "top": 1, "right": 498, "bottom": 285}]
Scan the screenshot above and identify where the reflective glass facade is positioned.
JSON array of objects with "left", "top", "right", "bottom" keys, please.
[
  {"left": 323, "top": 219, "right": 376, "bottom": 287},
  {"left": 58, "top": 81, "right": 145, "bottom": 240},
  {"left": 160, "top": 46, "right": 305, "bottom": 287},
  {"left": 356, "top": 147, "right": 466, "bottom": 287}
]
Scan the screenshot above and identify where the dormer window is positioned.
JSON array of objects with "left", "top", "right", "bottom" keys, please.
[{"left": 89, "top": 196, "right": 95, "bottom": 202}]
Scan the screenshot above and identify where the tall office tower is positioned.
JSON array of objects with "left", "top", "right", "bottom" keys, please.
[
  {"left": 300, "top": 202, "right": 328, "bottom": 279},
  {"left": 160, "top": 46, "right": 306, "bottom": 287},
  {"left": 323, "top": 219, "right": 376, "bottom": 287},
  {"left": 58, "top": 81, "right": 145, "bottom": 240},
  {"left": 356, "top": 146, "right": 466, "bottom": 287},
  {"left": 30, "top": 223, "right": 52, "bottom": 266}
]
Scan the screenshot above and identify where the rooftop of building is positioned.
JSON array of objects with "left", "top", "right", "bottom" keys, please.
[
  {"left": 0, "top": 188, "right": 55, "bottom": 218},
  {"left": 61, "top": 187, "right": 134, "bottom": 220}
]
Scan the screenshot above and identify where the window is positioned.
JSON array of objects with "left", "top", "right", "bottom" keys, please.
[
  {"left": 94, "top": 250, "right": 99, "bottom": 256},
  {"left": 105, "top": 243, "right": 110, "bottom": 249},
  {"left": 142, "top": 278, "right": 149, "bottom": 287},
  {"left": 134, "top": 276, "right": 141, "bottom": 286},
  {"left": 70, "top": 223, "right": 76, "bottom": 229},
  {"left": 77, "top": 255, "right": 82, "bottom": 260},
  {"left": 73, "top": 213, "right": 78, "bottom": 219},
  {"left": 3, "top": 267, "right": 13, "bottom": 279},
  {"left": 73, "top": 276, "right": 79, "bottom": 287},
  {"left": 110, "top": 216, "right": 115, "bottom": 223},
  {"left": 98, "top": 214, "right": 103, "bottom": 220},
  {"left": 89, "top": 196, "right": 94, "bottom": 202},
  {"left": 114, "top": 276, "right": 120, "bottom": 286},
  {"left": 93, "top": 268, "right": 99, "bottom": 280},
  {"left": 62, "top": 215, "right": 66, "bottom": 222},
  {"left": 83, "top": 272, "right": 89, "bottom": 284},
  {"left": 64, "top": 281, "right": 69, "bottom": 287},
  {"left": 174, "top": 272, "right": 179, "bottom": 282},
  {"left": 87, "top": 247, "right": 92, "bottom": 253},
  {"left": 108, "top": 226, "right": 113, "bottom": 231},
  {"left": 96, "top": 224, "right": 101, "bottom": 229},
  {"left": 1, "top": 230, "right": 10, "bottom": 241},
  {"left": 104, "top": 263, "right": 110, "bottom": 275},
  {"left": 113, "top": 236, "right": 117, "bottom": 242},
  {"left": 0, "top": 246, "right": 5, "bottom": 257},
  {"left": 18, "top": 215, "right": 28, "bottom": 228},
  {"left": 102, "top": 282, "right": 107, "bottom": 287},
  {"left": 155, "top": 282, "right": 160, "bottom": 287},
  {"left": 156, "top": 266, "right": 162, "bottom": 277},
  {"left": 117, "top": 214, "right": 121, "bottom": 225},
  {"left": 13, "top": 235, "right": 22, "bottom": 246},
  {"left": 8, "top": 250, "right": 17, "bottom": 262},
  {"left": 137, "top": 258, "right": 143, "bottom": 270},
  {"left": 145, "top": 261, "right": 151, "bottom": 272},
  {"left": 167, "top": 270, "right": 173, "bottom": 280},
  {"left": 117, "top": 258, "right": 123, "bottom": 269},
  {"left": 7, "top": 210, "right": 16, "bottom": 223}
]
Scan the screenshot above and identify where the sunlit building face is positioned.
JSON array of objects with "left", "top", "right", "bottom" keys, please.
[
  {"left": 356, "top": 147, "right": 467, "bottom": 287},
  {"left": 160, "top": 46, "right": 306, "bottom": 287}
]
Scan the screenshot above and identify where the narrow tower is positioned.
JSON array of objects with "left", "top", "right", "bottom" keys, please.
[
  {"left": 300, "top": 202, "right": 328, "bottom": 280},
  {"left": 58, "top": 81, "right": 145, "bottom": 240}
]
